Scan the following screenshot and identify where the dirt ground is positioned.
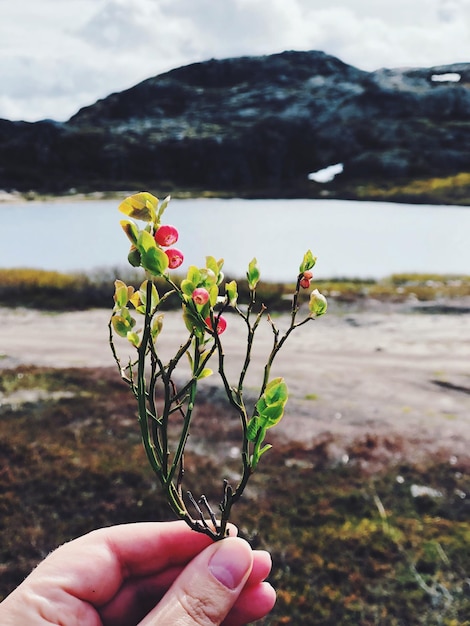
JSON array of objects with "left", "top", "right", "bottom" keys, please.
[{"left": 1, "top": 302, "right": 469, "bottom": 465}]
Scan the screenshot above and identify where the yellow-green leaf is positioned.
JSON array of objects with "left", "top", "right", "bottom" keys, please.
[
  {"left": 197, "top": 368, "right": 213, "bottom": 380},
  {"left": 309, "top": 289, "right": 328, "bottom": 317},
  {"left": 188, "top": 265, "right": 201, "bottom": 284},
  {"left": 118, "top": 192, "right": 158, "bottom": 223},
  {"left": 247, "top": 258, "right": 260, "bottom": 290},
  {"left": 299, "top": 250, "right": 317, "bottom": 273},
  {"left": 120, "top": 219, "right": 139, "bottom": 245},
  {"left": 151, "top": 314, "right": 164, "bottom": 340},
  {"left": 180, "top": 278, "right": 196, "bottom": 298},
  {"left": 226, "top": 280, "right": 238, "bottom": 306},
  {"left": 114, "top": 280, "right": 129, "bottom": 308},
  {"left": 127, "top": 331, "right": 141, "bottom": 347},
  {"left": 209, "top": 284, "right": 219, "bottom": 307},
  {"left": 111, "top": 314, "right": 132, "bottom": 337},
  {"left": 139, "top": 280, "right": 159, "bottom": 311},
  {"left": 156, "top": 195, "right": 171, "bottom": 221},
  {"left": 264, "top": 377, "right": 288, "bottom": 405}
]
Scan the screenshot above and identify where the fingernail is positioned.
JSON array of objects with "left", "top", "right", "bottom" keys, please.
[{"left": 209, "top": 538, "right": 252, "bottom": 589}]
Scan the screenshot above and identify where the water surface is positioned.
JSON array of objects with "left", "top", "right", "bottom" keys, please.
[{"left": 1, "top": 198, "right": 468, "bottom": 280}]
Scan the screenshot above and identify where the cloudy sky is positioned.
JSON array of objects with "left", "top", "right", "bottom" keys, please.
[{"left": 1, "top": 0, "right": 470, "bottom": 122}]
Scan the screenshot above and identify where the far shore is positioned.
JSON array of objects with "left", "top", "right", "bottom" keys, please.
[{"left": 2, "top": 185, "right": 470, "bottom": 207}]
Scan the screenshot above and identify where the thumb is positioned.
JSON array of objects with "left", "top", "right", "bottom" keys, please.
[{"left": 138, "top": 537, "right": 254, "bottom": 626}]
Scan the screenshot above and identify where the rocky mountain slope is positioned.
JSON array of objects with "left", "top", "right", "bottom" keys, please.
[{"left": 1, "top": 50, "right": 470, "bottom": 202}]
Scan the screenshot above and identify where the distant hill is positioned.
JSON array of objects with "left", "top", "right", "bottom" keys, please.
[{"left": 1, "top": 50, "right": 470, "bottom": 203}]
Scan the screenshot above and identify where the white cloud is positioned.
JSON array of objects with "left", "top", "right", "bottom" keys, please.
[
  {"left": 1, "top": 0, "right": 470, "bottom": 122},
  {"left": 437, "top": 0, "right": 470, "bottom": 22},
  {"left": 77, "top": 0, "right": 162, "bottom": 50}
]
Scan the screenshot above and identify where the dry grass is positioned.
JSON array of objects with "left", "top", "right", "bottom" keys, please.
[
  {"left": 0, "top": 269, "right": 468, "bottom": 311},
  {"left": 354, "top": 172, "right": 470, "bottom": 205}
]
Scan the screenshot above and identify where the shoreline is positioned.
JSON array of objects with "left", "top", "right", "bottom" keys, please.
[{"left": 2, "top": 187, "right": 470, "bottom": 207}]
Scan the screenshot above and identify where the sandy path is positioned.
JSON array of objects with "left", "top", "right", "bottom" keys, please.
[{"left": 1, "top": 305, "right": 469, "bottom": 462}]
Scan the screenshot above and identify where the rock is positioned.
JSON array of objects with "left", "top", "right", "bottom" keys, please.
[{"left": 1, "top": 50, "right": 470, "bottom": 199}]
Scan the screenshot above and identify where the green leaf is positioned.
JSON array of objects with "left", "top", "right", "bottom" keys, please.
[
  {"left": 118, "top": 192, "right": 158, "bottom": 223},
  {"left": 137, "top": 229, "right": 157, "bottom": 253},
  {"left": 257, "top": 443, "right": 272, "bottom": 458},
  {"left": 264, "top": 377, "right": 288, "bottom": 405},
  {"left": 141, "top": 247, "right": 169, "bottom": 275},
  {"left": 255, "top": 377, "right": 289, "bottom": 429},
  {"left": 257, "top": 401, "right": 285, "bottom": 425},
  {"left": 249, "top": 426, "right": 270, "bottom": 469},
  {"left": 299, "top": 250, "right": 317, "bottom": 273},
  {"left": 182, "top": 304, "right": 205, "bottom": 339},
  {"left": 247, "top": 415, "right": 260, "bottom": 442},
  {"left": 127, "top": 246, "right": 142, "bottom": 268},
  {"left": 247, "top": 258, "right": 260, "bottom": 290},
  {"left": 120, "top": 219, "right": 139, "bottom": 245}
]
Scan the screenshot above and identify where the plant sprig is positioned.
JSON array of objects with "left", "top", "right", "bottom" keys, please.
[{"left": 109, "top": 192, "right": 327, "bottom": 540}]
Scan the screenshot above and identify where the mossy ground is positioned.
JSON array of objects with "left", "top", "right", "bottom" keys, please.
[{"left": 0, "top": 366, "right": 468, "bottom": 624}]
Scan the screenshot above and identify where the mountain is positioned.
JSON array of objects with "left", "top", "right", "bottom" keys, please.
[{"left": 1, "top": 50, "right": 470, "bottom": 203}]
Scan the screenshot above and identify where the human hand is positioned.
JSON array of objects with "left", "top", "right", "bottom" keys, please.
[{"left": 0, "top": 521, "right": 276, "bottom": 625}]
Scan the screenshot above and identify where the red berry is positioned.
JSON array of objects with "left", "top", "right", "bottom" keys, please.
[
  {"left": 192, "top": 288, "right": 210, "bottom": 306},
  {"left": 300, "top": 277, "right": 311, "bottom": 289},
  {"left": 154, "top": 225, "right": 179, "bottom": 247},
  {"left": 303, "top": 270, "right": 313, "bottom": 280},
  {"left": 165, "top": 248, "right": 184, "bottom": 269},
  {"left": 205, "top": 315, "right": 227, "bottom": 335}
]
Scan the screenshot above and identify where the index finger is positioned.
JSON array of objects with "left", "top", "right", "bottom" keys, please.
[{"left": 32, "top": 521, "right": 237, "bottom": 606}]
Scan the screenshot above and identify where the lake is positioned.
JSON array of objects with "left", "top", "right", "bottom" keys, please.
[{"left": 0, "top": 198, "right": 469, "bottom": 281}]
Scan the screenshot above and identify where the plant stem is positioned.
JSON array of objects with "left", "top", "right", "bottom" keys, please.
[{"left": 167, "top": 336, "right": 200, "bottom": 485}]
